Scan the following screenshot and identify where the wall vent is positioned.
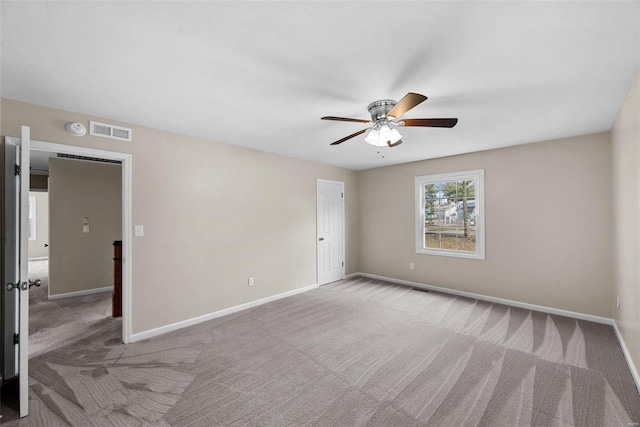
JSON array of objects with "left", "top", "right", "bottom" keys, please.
[
  {"left": 57, "top": 153, "right": 122, "bottom": 165},
  {"left": 89, "top": 121, "right": 132, "bottom": 141}
]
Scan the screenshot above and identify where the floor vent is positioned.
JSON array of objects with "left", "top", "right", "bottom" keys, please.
[
  {"left": 57, "top": 153, "right": 122, "bottom": 165},
  {"left": 412, "top": 287, "right": 429, "bottom": 293},
  {"left": 89, "top": 121, "right": 132, "bottom": 141}
]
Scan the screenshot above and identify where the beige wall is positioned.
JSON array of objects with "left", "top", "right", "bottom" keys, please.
[
  {"left": 358, "top": 133, "right": 612, "bottom": 318},
  {"left": 611, "top": 69, "right": 640, "bottom": 373},
  {"left": 28, "top": 191, "right": 49, "bottom": 259},
  {"left": 0, "top": 96, "right": 617, "bottom": 336},
  {"left": 1, "top": 98, "right": 359, "bottom": 334},
  {"left": 48, "top": 158, "right": 121, "bottom": 295}
]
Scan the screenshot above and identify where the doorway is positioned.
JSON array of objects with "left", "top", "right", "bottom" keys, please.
[
  {"left": 27, "top": 151, "right": 50, "bottom": 328},
  {"left": 26, "top": 174, "right": 50, "bottom": 357},
  {"left": 0, "top": 135, "right": 132, "bottom": 417},
  {"left": 29, "top": 151, "right": 123, "bottom": 358},
  {"left": 29, "top": 140, "right": 132, "bottom": 344},
  {"left": 1, "top": 133, "right": 132, "bottom": 419},
  {"left": 316, "top": 179, "right": 345, "bottom": 285}
]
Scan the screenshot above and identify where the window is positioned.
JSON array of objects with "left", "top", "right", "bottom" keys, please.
[
  {"left": 29, "top": 196, "right": 37, "bottom": 241},
  {"left": 415, "top": 170, "right": 484, "bottom": 259}
]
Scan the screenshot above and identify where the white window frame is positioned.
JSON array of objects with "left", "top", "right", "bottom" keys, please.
[{"left": 415, "top": 169, "right": 485, "bottom": 260}]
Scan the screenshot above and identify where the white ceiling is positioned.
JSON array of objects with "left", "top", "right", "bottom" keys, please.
[{"left": 2, "top": 2, "right": 639, "bottom": 170}]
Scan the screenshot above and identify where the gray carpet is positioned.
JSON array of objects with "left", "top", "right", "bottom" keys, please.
[
  {"left": 3, "top": 271, "right": 640, "bottom": 426},
  {"left": 27, "top": 260, "right": 117, "bottom": 359}
]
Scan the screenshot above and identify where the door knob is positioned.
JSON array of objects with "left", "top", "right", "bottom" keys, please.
[
  {"left": 318, "top": 238, "right": 325, "bottom": 241},
  {"left": 44, "top": 243, "right": 49, "bottom": 248},
  {"left": 5, "top": 282, "right": 27, "bottom": 292}
]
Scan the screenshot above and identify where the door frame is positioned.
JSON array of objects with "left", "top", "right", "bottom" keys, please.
[
  {"left": 3, "top": 127, "right": 30, "bottom": 417},
  {"left": 7, "top": 137, "right": 134, "bottom": 344},
  {"left": 316, "top": 179, "right": 345, "bottom": 285}
]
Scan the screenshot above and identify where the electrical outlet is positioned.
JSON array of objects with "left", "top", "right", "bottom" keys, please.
[
  {"left": 409, "top": 263, "right": 414, "bottom": 270},
  {"left": 248, "top": 277, "right": 255, "bottom": 287},
  {"left": 617, "top": 296, "right": 620, "bottom": 310}
]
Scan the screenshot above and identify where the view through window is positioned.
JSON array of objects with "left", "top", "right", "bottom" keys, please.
[{"left": 415, "top": 170, "right": 484, "bottom": 259}]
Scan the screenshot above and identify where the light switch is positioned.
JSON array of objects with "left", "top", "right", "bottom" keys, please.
[{"left": 135, "top": 225, "right": 144, "bottom": 237}]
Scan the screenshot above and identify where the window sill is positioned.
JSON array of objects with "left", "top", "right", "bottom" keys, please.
[{"left": 416, "top": 248, "right": 485, "bottom": 260}]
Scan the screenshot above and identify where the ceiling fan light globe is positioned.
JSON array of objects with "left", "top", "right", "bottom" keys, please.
[
  {"left": 378, "top": 124, "right": 392, "bottom": 143},
  {"left": 365, "top": 129, "right": 380, "bottom": 146},
  {"left": 364, "top": 123, "right": 402, "bottom": 147}
]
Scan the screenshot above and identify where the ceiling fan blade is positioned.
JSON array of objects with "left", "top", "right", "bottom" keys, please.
[
  {"left": 386, "top": 92, "right": 428, "bottom": 119},
  {"left": 401, "top": 118, "right": 458, "bottom": 128},
  {"left": 387, "top": 139, "right": 403, "bottom": 148},
  {"left": 321, "top": 116, "right": 371, "bottom": 123},
  {"left": 330, "top": 128, "right": 368, "bottom": 145}
]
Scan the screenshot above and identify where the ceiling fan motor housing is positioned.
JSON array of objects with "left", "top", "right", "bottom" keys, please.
[{"left": 367, "top": 99, "right": 397, "bottom": 121}]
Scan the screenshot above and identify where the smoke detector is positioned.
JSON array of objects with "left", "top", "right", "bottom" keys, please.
[{"left": 65, "top": 122, "right": 86, "bottom": 137}]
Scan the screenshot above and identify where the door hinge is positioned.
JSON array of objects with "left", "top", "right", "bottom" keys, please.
[
  {"left": 342, "top": 261, "right": 344, "bottom": 267},
  {"left": 15, "top": 164, "right": 20, "bottom": 176},
  {"left": 13, "top": 333, "right": 19, "bottom": 345},
  {"left": 341, "top": 193, "right": 344, "bottom": 198}
]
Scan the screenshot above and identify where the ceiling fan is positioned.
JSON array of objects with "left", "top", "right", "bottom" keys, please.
[{"left": 321, "top": 92, "right": 458, "bottom": 148}]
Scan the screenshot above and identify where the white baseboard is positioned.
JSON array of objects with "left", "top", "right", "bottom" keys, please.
[
  {"left": 613, "top": 320, "right": 640, "bottom": 392},
  {"left": 348, "top": 272, "right": 613, "bottom": 325},
  {"left": 29, "top": 256, "right": 48, "bottom": 261},
  {"left": 130, "top": 283, "right": 319, "bottom": 343},
  {"left": 48, "top": 286, "right": 112, "bottom": 300}
]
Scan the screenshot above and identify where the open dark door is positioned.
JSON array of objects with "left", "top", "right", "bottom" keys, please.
[{"left": 1, "top": 126, "right": 30, "bottom": 418}]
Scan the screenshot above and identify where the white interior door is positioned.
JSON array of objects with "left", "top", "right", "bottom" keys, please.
[
  {"left": 317, "top": 180, "right": 344, "bottom": 285},
  {"left": 2, "top": 126, "right": 30, "bottom": 417},
  {"left": 18, "top": 126, "right": 30, "bottom": 417}
]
